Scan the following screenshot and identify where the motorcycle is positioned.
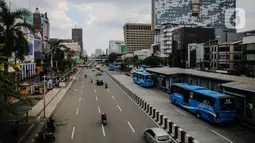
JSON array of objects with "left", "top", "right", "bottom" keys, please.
[
  {"left": 47, "top": 118, "right": 56, "bottom": 132},
  {"left": 84, "top": 74, "right": 87, "bottom": 78},
  {"left": 91, "top": 79, "right": 93, "bottom": 83},
  {"left": 105, "top": 82, "right": 108, "bottom": 88},
  {"left": 44, "top": 133, "right": 56, "bottom": 141},
  {"left": 102, "top": 119, "right": 107, "bottom": 125}
]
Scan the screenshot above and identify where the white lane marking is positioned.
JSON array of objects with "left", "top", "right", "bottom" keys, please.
[
  {"left": 74, "top": 89, "right": 78, "bottom": 90},
  {"left": 127, "top": 121, "right": 135, "bottom": 132},
  {"left": 101, "top": 124, "right": 106, "bottom": 136},
  {"left": 71, "top": 127, "right": 75, "bottom": 139},
  {"left": 106, "top": 74, "right": 163, "bottom": 129},
  {"left": 211, "top": 130, "right": 233, "bottom": 143},
  {"left": 95, "top": 90, "right": 96, "bottom": 93},
  {"left": 106, "top": 72, "right": 176, "bottom": 142},
  {"left": 76, "top": 108, "right": 79, "bottom": 115},
  {"left": 108, "top": 89, "right": 110, "bottom": 92},
  {"left": 79, "top": 97, "right": 81, "bottom": 102},
  {"left": 80, "top": 90, "right": 83, "bottom": 94},
  {"left": 96, "top": 96, "right": 98, "bottom": 101},
  {"left": 175, "top": 108, "right": 187, "bottom": 116},
  {"left": 98, "top": 106, "right": 101, "bottom": 113},
  {"left": 155, "top": 96, "right": 163, "bottom": 102},
  {"left": 117, "top": 105, "right": 122, "bottom": 112},
  {"left": 112, "top": 96, "right": 115, "bottom": 100},
  {"left": 82, "top": 85, "right": 84, "bottom": 88}
]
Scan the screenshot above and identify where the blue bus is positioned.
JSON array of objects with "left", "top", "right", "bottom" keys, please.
[
  {"left": 169, "top": 83, "right": 236, "bottom": 123},
  {"left": 108, "top": 64, "right": 115, "bottom": 71},
  {"left": 133, "top": 72, "right": 154, "bottom": 87}
]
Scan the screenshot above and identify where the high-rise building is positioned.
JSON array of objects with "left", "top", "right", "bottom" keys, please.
[
  {"left": 95, "top": 49, "right": 103, "bottom": 57},
  {"left": 109, "top": 40, "right": 125, "bottom": 54},
  {"left": 123, "top": 23, "right": 154, "bottom": 53},
  {"left": 151, "top": 0, "right": 236, "bottom": 56},
  {"left": 72, "top": 28, "right": 83, "bottom": 56}
]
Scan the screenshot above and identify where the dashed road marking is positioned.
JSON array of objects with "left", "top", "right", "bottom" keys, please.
[
  {"left": 127, "top": 121, "right": 135, "bottom": 132},
  {"left": 117, "top": 105, "right": 122, "bottom": 112}
]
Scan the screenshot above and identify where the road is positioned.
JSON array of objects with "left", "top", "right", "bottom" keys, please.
[{"left": 53, "top": 68, "right": 160, "bottom": 143}]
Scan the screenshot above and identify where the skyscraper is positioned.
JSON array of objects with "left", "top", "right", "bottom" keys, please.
[
  {"left": 123, "top": 23, "right": 154, "bottom": 53},
  {"left": 72, "top": 28, "right": 83, "bottom": 56},
  {"left": 152, "top": 0, "right": 236, "bottom": 30}
]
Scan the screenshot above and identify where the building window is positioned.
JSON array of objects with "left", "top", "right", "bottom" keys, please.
[{"left": 247, "top": 54, "right": 255, "bottom": 61}]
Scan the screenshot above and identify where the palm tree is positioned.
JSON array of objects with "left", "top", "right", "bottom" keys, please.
[
  {"left": 48, "top": 39, "right": 68, "bottom": 72},
  {"left": 0, "top": 0, "right": 34, "bottom": 73}
]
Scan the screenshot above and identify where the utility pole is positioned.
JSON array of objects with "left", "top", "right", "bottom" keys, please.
[{"left": 43, "top": 75, "right": 47, "bottom": 118}]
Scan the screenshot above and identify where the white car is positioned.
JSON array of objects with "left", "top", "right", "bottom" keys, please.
[
  {"left": 144, "top": 127, "right": 171, "bottom": 143},
  {"left": 91, "top": 68, "right": 96, "bottom": 71}
]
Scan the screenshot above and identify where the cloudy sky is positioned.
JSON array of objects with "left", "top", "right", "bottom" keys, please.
[{"left": 9, "top": 0, "right": 255, "bottom": 56}]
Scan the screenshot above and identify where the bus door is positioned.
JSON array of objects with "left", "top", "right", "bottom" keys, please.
[{"left": 182, "top": 88, "right": 190, "bottom": 104}]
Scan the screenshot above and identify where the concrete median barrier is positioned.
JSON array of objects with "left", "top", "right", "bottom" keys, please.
[{"left": 177, "top": 128, "right": 185, "bottom": 143}]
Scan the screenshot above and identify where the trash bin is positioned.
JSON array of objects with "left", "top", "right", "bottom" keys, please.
[{"left": 40, "top": 88, "right": 44, "bottom": 94}]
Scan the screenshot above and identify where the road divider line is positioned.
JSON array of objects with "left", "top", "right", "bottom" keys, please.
[
  {"left": 94, "top": 85, "right": 95, "bottom": 88},
  {"left": 155, "top": 96, "right": 163, "bottom": 102},
  {"left": 211, "top": 130, "right": 233, "bottom": 143},
  {"left": 108, "top": 89, "right": 110, "bottom": 92},
  {"left": 112, "top": 96, "right": 115, "bottom": 100},
  {"left": 98, "top": 106, "right": 101, "bottom": 113},
  {"left": 71, "top": 127, "right": 75, "bottom": 139},
  {"left": 79, "top": 97, "right": 81, "bottom": 102},
  {"left": 127, "top": 121, "right": 135, "bottom": 132},
  {"left": 81, "top": 90, "right": 83, "bottom": 94},
  {"left": 175, "top": 108, "right": 187, "bottom": 116},
  {"left": 76, "top": 108, "right": 79, "bottom": 115},
  {"left": 101, "top": 124, "right": 106, "bottom": 136},
  {"left": 96, "top": 96, "right": 98, "bottom": 101},
  {"left": 117, "top": 105, "right": 122, "bottom": 112},
  {"left": 82, "top": 85, "right": 84, "bottom": 88},
  {"left": 95, "top": 90, "right": 96, "bottom": 93}
]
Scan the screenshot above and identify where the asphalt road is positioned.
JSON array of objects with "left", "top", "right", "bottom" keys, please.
[{"left": 53, "top": 68, "right": 159, "bottom": 143}]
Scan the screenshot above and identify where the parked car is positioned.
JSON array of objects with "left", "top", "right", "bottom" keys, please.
[
  {"left": 96, "top": 78, "right": 104, "bottom": 85},
  {"left": 144, "top": 127, "right": 171, "bottom": 143}
]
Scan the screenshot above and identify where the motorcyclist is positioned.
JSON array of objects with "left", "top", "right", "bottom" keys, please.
[
  {"left": 101, "top": 112, "right": 107, "bottom": 121},
  {"left": 47, "top": 117, "right": 56, "bottom": 131},
  {"left": 105, "top": 82, "right": 108, "bottom": 88},
  {"left": 84, "top": 74, "right": 87, "bottom": 78}
]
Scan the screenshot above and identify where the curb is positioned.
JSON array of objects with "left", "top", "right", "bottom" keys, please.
[{"left": 105, "top": 70, "right": 199, "bottom": 143}]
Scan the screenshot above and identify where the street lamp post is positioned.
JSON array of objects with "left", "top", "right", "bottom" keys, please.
[{"left": 43, "top": 75, "right": 47, "bottom": 118}]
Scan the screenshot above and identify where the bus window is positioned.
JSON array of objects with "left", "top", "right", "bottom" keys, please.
[
  {"left": 193, "top": 92, "right": 216, "bottom": 107},
  {"left": 220, "top": 98, "right": 235, "bottom": 111},
  {"left": 146, "top": 75, "right": 153, "bottom": 81}
]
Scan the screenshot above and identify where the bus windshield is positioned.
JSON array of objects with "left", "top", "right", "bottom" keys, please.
[
  {"left": 146, "top": 75, "right": 153, "bottom": 81},
  {"left": 220, "top": 98, "right": 235, "bottom": 111}
]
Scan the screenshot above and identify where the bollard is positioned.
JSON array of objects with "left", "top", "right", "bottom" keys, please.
[
  {"left": 149, "top": 106, "right": 153, "bottom": 115},
  {"left": 159, "top": 113, "right": 163, "bottom": 125},
  {"left": 152, "top": 108, "right": 156, "bottom": 118},
  {"left": 168, "top": 121, "right": 173, "bottom": 134},
  {"left": 174, "top": 125, "right": 179, "bottom": 139},
  {"left": 185, "top": 134, "right": 195, "bottom": 143},
  {"left": 171, "top": 123, "right": 176, "bottom": 137},
  {"left": 156, "top": 111, "right": 159, "bottom": 122},
  {"left": 144, "top": 102, "right": 147, "bottom": 110},
  {"left": 177, "top": 128, "right": 185, "bottom": 143},
  {"left": 163, "top": 117, "right": 168, "bottom": 130},
  {"left": 146, "top": 104, "right": 150, "bottom": 113}
]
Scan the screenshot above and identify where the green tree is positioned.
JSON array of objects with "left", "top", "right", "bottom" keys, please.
[
  {"left": 108, "top": 52, "right": 119, "bottom": 63},
  {"left": 143, "top": 56, "right": 162, "bottom": 67},
  {"left": 48, "top": 39, "right": 68, "bottom": 72},
  {"left": 0, "top": 0, "right": 34, "bottom": 72}
]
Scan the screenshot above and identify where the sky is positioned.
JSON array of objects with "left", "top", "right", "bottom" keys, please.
[{"left": 8, "top": 0, "right": 255, "bottom": 56}]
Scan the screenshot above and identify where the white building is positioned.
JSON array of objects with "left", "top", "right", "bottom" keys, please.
[
  {"left": 60, "top": 41, "right": 81, "bottom": 59},
  {"left": 134, "top": 49, "right": 152, "bottom": 60},
  {"left": 109, "top": 40, "right": 124, "bottom": 54}
]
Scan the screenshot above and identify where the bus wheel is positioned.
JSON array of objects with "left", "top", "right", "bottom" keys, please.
[
  {"left": 173, "top": 100, "right": 177, "bottom": 105},
  {"left": 196, "top": 111, "right": 201, "bottom": 118}
]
